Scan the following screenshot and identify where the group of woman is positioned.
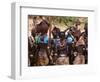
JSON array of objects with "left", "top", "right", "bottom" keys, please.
[{"left": 28, "top": 19, "right": 88, "bottom": 66}]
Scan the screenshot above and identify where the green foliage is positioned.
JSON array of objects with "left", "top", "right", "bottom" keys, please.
[{"left": 47, "top": 16, "right": 87, "bottom": 27}]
